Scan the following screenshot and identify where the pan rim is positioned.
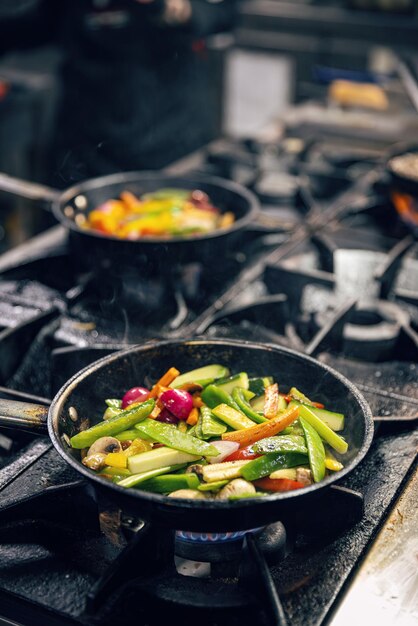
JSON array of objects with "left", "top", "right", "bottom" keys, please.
[
  {"left": 48, "top": 339, "right": 374, "bottom": 513},
  {"left": 54, "top": 172, "right": 259, "bottom": 244}
]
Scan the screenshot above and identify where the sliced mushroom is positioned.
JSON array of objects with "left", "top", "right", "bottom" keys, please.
[
  {"left": 168, "top": 489, "right": 207, "bottom": 499},
  {"left": 82, "top": 452, "right": 107, "bottom": 471},
  {"left": 217, "top": 479, "right": 256, "bottom": 500},
  {"left": 87, "top": 436, "right": 122, "bottom": 457},
  {"left": 296, "top": 467, "right": 312, "bottom": 486}
]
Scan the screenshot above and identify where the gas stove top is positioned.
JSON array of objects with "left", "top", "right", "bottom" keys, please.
[{"left": 0, "top": 124, "right": 416, "bottom": 626}]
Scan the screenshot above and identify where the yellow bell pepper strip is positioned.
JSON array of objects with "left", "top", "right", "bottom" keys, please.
[
  {"left": 200, "top": 406, "right": 227, "bottom": 438},
  {"left": 252, "top": 435, "right": 308, "bottom": 455},
  {"left": 104, "top": 452, "right": 128, "bottom": 469},
  {"left": 241, "top": 452, "right": 308, "bottom": 482},
  {"left": 264, "top": 383, "right": 279, "bottom": 419},
  {"left": 211, "top": 404, "right": 257, "bottom": 431},
  {"left": 299, "top": 417, "right": 326, "bottom": 483},
  {"left": 221, "top": 405, "right": 299, "bottom": 448},
  {"left": 325, "top": 448, "right": 344, "bottom": 471},
  {"left": 295, "top": 404, "right": 348, "bottom": 454},
  {"left": 201, "top": 384, "right": 241, "bottom": 412},
  {"left": 232, "top": 388, "right": 268, "bottom": 424},
  {"left": 135, "top": 419, "right": 220, "bottom": 457},
  {"left": 117, "top": 464, "right": 187, "bottom": 489},
  {"left": 70, "top": 399, "right": 155, "bottom": 449},
  {"left": 139, "top": 473, "right": 200, "bottom": 493}
]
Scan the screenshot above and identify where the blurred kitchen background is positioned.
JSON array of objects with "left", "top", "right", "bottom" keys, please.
[{"left": 1, "top": 0, "right": 418, "bottom": 250}]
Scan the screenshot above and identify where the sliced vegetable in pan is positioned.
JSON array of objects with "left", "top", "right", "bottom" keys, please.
[{"left": 70, "top": 363, "right": 349, "bottom": 499}]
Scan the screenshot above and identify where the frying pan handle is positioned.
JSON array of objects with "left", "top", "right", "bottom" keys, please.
[
  {"left": 0, "top": 172, "right": 60, "bottom": 206},
  {"left": 0, "top": 398, "right": 49, "bottom": 434}
]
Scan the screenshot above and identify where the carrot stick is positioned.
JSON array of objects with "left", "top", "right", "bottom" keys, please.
[
  {"left": 149, "top": 368, "right": 180, "bottom": 398},
  {"left": 186, "top": 407, "right": 199, "bottom": 426},
  {"left": 221, "top": 406, "right": 299, "bottom": 448},
  {"left": 192, "top": 394, "right": 204, "bottom": 408}
]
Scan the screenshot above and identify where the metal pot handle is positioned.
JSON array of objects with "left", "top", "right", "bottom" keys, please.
[
  {"left": 0, "top": 172, "right": 60, "bottom": 206},
  {"left": 0, "top": 398, "right": 49, "bottom": 434}
]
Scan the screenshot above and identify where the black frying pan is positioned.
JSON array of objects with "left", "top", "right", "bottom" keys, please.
[
  {"left": 0, "top": 172, "right": 259, "bottom": 275},
  {"left": 0, "top": 339, "right": 373, "bottom": 532}
]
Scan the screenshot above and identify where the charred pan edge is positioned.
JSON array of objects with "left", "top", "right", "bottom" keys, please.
[{"left": 48, "top": 339, "right": 374, "bottom": 516}]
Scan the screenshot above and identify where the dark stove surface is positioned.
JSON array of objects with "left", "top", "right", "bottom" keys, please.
[{"left": 0, "top": 125, "right": 417, "bottom": 626}]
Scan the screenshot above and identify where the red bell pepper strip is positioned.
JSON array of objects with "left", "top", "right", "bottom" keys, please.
[
  {"left": 254, "top": 477, "right": 305, "bottom": 492},
  {"left": 223, "top": 445, "right": 262, "bottom": 462}
]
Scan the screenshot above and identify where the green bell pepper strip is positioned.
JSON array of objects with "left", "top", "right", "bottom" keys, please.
[
  {"left": 294, "top": 404, "right": 348, "bottom": 454},
  {"left": 117, "top": 464, "right": 186, "bottom": 489},
  {"left": 241, "top": 452, "right": 308, "bottom": 482},
  {"left": 252, "top": 435, "right": 308, "bottom": 455},
  {"left": 70, "top": 399, "right": 155, "bottom": 449},
  {"left": 200, "top": 406, "right": 227, "bottom": 438},
  {"left": 201, "top": 384, "right": 241, "bottom": 412},
  {"left": 299, "top": 417, "right": 326, "bottom": 482},
  {"left": 211, "top": 404, "right": 257, "bottom": 430},
  {"left": 135, "top": 419, "right": 220, "bottom": 457},
  {"left": 232, "top": 388, "right": 268, "bottom": 424},
  {"left": 139, "top": 473, "right": 200, "bottom": 493}
]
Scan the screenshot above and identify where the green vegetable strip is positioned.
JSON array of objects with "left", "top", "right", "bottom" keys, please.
[
  {"left": 117, "top": 464, "right": 185, "bottom": 488},
  {"left": 70, "top": 399, "right": 155, "bottom": 449},
  {"left": 105, "top": 399, "right": 122, "bottom": 409},
  {"left": 289, "top": 400, "right": 344, "bottom": 431},
  {"left": 232, "top": 388, "right": 268, "bottom": 424},
  {"left": 201, "top": 384, "right": 241, "bottom": 412},
  {"left": 200, "top": 406, "right": 227, "bottom": 437},
  {"left": 198, "top": 480, "right": 229, "bottom": 491},
  {"left": 135, "top": 419, "right": 220, "bottom": 457},
  {"left": 300, "top": 417, "right": 326, "bottom": 483},
  {"left": 241, "top": 452, "right": 308, "bottom": 482},
  {"left": 115, "top": 429, "right": 141, "bottom": 441},
  {"left": 211, "top": 404, "right": 256, "bottom": 430},
  {"left": 252, "top": 435, "right": 308, "bottom": 455},
  {"left": 296, "top": 404, "right": 348, "bottom": 454},
  {"left": 139, "top": 473, "right": 200, "bottom": 493}
]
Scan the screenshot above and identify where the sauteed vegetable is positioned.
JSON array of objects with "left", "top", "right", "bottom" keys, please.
[
  {"left": 83, "top": 188, "right": 234, "bottom": 238},
  {"left": 70, "top": 364, "right": 347, "bottom": 499}
]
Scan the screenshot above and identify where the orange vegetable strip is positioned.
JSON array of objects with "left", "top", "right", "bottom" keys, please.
[
  {"left": 221, "top": 406, "right": 299, "bottom": 448},
  {"left": 186, "top": 407, "right": 199, "bottom": 426},
  {"left": 192, "top": 394, "right": 204, "bottom": 408},
  {"left": 310, "top": 401, "right": 325, "bottom": 409},
  {"left": 264, "top": 383, "right": 279, "bottom": 419},
  {"left": 149, "top": 368, "right": 180, "bottom": 398},
  {"left": 120, "top": 190, "right": 141, "bottom": 211}
]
